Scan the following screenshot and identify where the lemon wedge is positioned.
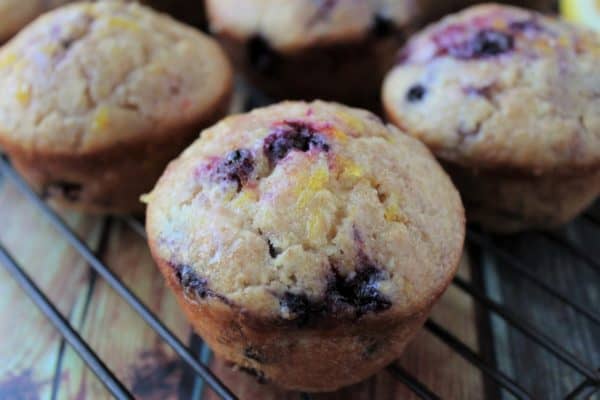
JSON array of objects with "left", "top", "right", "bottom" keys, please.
[{"left": 561, "top": 0, "right": 600, "bottom": 32}]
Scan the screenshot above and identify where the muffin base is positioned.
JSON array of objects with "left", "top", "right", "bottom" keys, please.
[
  {"left": 218, "top": 32, "right": 408, "bottom": 110},
  {"left": 433, "top": 0, "right": 556, "bottom": 17},
  {"left": 150, "top": 250, "right": 439, "bottom": 392},
  {"left": 445, "top": 162, "right": 600, "bottom": 233},
  {"left": 143, "top": 0, "right": 207, "bottom": 30},
  {"left": 0, "top": 95, "right": 230, "bottom": 214}
]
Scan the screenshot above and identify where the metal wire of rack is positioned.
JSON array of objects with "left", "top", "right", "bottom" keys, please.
[{"left": 0, "top": 140, "right": 599, "bottom": 398}]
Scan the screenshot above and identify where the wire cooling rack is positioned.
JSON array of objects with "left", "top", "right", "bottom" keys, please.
[{"left": 0, "top": 96, "right": 598, "bottom": 399}]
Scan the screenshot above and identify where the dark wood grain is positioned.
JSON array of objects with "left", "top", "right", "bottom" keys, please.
[
  {"left": 478, "top": 203, "right": 600, "bottom": 399},
  {"left": 0, "top": 179, "right": 105, "bottom": 399}
]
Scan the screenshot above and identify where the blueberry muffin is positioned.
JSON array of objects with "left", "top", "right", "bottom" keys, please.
[
  {"left": 145, "top": 101, "right": 465, "bottom": 391},
  {"left": 383, "top": 4, "right": 600, "bottom": 233},
  {"left": 0, "top": 1, "right": 232, "bottom": 213},
  {"left": 206, "top": 0, "right": 432, "bottom": 108}
]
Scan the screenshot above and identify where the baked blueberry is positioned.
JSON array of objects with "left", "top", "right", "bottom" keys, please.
[
  {"left": 264, "top": 122, "right": 329, "bottom": 165},
  {"left": 451, "top": 29, "right": 514, "bottom": 59},
  {"left": 406, "top": 84, "right": 426, "bottom": 102},
  {"left": 212, "top": 149, "right": 255, "bottom": 190}
]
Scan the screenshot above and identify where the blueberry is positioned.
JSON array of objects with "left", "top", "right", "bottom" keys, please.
[
  {"left": 263, "top": 122, "right": 329, "bottom": 165},
  {"left": 212, "top": 149, "right": 255, "bottom": 191},
  {"left": 277, "top": 253, "right": 390, "bottom": 325},
  {"left": 247, "top": 36, "right": 279, "bottom": 74},
  {"left": 174, "top": 265, "right": 210, "bottom": 300},
  {"left": 509, "top": 19, "right": 543, "bottom": 33},
  {"left": 449, "top": 29, "right": 514, "bottom": 59},
  {"left": 170, "top": 264, "right": 233, "bottom": 306},
  {"left": 46, "top": 181, "right": 82, "bottom": 202},
  {"left": 238, "top": 366, "right": 266, "bottom": 384},
  {"left": 372, "top": 14, "right": 395, "bottom": 37},
  {"left": 326, "top": 265, "right": 391, "bottom": 317},
  {"left": 406, "top": 84, "right": 426, "bottom": 102},
  {"left": 244, "top": 347, "right": 266, "bottom": 363},
  {"left": 279, "top": 292, "right": 312, "bottom": 325},
  {"left": 267, "top": 239, "right": 280, "bottom": 258}
]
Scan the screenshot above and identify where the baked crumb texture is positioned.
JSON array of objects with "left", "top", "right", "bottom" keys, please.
[
  {"left": 383, "top": 4, "right": 600, "bottom": 232},
  {"left": 146, "top": 101, "right": 465, "bottom": 391}
]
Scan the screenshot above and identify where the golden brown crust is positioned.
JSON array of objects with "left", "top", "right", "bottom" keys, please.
[{"left": 444, "top": 161, "right": 600, "bottom": 233}]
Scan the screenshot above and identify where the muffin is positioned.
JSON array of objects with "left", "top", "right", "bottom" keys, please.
[
  {"left": 0, "top": 0, "right": 73, "bottom": 43},
  {"left": 206, "top": 0, "right": 431, "bottom": 108},
  {"left": 145, "top": 101, "right": 465, "bottom": 391},
  {"left": 0, "top": 1, "right": 232, "bottom": 213},
  {"left": 383, "top": 4, "right": 600, "bottom": 233}
]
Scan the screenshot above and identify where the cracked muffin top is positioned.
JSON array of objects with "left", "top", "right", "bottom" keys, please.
[
  {"left": 0, "top": 1, "right": 232, "bottom": 154},
  {"left": 145, "top": 101, "right": 464, "bottom": 325},
  {"left": 206, "top": 0, "right": 428, "bottom": 53},
  {"left": 383, "top": 4, "right": 600, "bottom": 175}
]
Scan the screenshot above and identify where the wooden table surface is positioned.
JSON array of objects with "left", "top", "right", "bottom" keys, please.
[{"left": 0, "top": 87, "right": 598, "bottom": 400}]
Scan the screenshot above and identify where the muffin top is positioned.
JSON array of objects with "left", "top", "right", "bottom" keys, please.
[
  {"left": 383, "top": 4, "right": 600, "bottom": 175},
  {"left": 0, "top": 1, "right": 232, "bottom": 155},
  {"left": 146, "top": 101, "right": 464, "bottom": 326},
  {"left": 206, "top": 0, "right": 427, "bottom": 53}
]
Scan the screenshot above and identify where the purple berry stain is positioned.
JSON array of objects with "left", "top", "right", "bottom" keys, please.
[
  {"left": 509, "top": 19, "right": 543, "bottom": 33},
  {"left": 211, "top": 149, "right": 255, "bottom": 191},
  {"left": 452, "top": 29, "right": 514, "bottom": 59},
  {"left": 434, "top": 27, "right": 514, "bottom": 60},
  {"left": 263, "top": 121, "right": 329, "bottom": 166}
]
